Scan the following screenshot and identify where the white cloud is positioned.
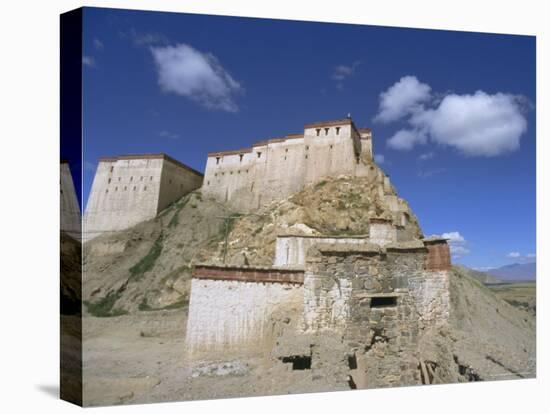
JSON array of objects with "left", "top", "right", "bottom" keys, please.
[
  {"left": 440, "top": 231, "right": 465, "bottom": 243},
  {"left": 526, "top": 253, "right": 536, "bottom": 258},
  {"left": 412, "top": 91, "right": 527, "bottom": 156},
  {"left": 507, "top": 251, "right": 521, "bottom": 258},
  {"left": 430, "top": 231, "right": 469, "bottom": 258},
  {"left": 374, "top": 154, "right": 385, "bottom": 164},
  {"left": 374, "top": 76, "right": 432, "bottom": 123},
  {"left": 387, "top": 129, "right": 427, "bottom": 150},
  {"left": 151, "top": 44, "right": 243, "bottom": 112},
  {"left": 82, "top": 56, "right": 95, "bottom": 67},
  {"left": 377, "top": 77, "right": 529, "bottom": 157}
]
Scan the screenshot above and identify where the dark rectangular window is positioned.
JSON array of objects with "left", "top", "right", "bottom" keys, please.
[
  {"left": 282, "top": 355, "right": 311, "bottom": 370},
  {"left": 370, "top": 296, "right": 397, "bottom": 308}
]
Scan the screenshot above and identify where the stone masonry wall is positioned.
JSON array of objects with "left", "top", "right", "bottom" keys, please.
[{"left": 301, "top": 240, "right": 451, "bottom": 388}]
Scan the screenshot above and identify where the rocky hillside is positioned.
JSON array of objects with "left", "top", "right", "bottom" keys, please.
[
  {"left": 196, "top": 175, "right": 423, "bottom": 267},
  {"left": 82, "top": 191, "right": 232, "bottom": 315},
  {"left": 83, "top": 174, "right": 422, "bottom": 314}
]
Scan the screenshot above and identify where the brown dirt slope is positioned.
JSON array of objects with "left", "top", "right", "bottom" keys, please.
[{"left": 82, "top": 191, "right": 232, "bottom": 314}]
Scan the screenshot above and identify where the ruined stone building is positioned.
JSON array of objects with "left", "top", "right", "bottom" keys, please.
[
  {"left": 186, "top": 228, "right": 452, "bottom": 389},
  {"left": 60, "top": 161, "right": 81, "bottom": 240},
  {"left": 83, "top": 154, "right": 203, "bottom": 241},
  {"left": 181, "top": 117, "right": 453, "bottom": 388}
]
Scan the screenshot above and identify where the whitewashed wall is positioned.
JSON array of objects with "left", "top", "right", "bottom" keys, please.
[{"left": 185, "top": 278, "right": 303, "bottom": 359}]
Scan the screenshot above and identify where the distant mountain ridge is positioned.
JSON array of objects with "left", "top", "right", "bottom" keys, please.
[
  {"left": 453, "top": 265, "right": 501, "bottom": 284},
  {"left": 485, "top": 262, "right": 536, "bottom": 282}
]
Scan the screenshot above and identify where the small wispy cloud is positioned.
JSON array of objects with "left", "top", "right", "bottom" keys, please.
[
  {"left": 332, "top": 61, "right": 360, "bottom": 90},
  {"left": 121, "top": 28, "right": 169, "bottom": 47},
  {"left": 418, "top": 151, "right": 435, "bottom": 161},
  {"left": 158, "top": 130, "right": 180, "bottom": 140},
  {"left": 93, "top": 38, "right": 104, "bottom": 50},
  {"left": 506, "top": 252, "right": 536, "bottom": 262},
  {"left": 417, "top": 167, "right": 446, "bottom": 179},
  {"left": 82, "top": 56, "right": 96, "bottom": 68},
  {"left": 151, "top": 43, "right": 243, "bottom": 112}
]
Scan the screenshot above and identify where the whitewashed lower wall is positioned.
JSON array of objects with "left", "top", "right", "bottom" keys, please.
[
  {"left": 302, "top": 272, "right": 353, "bottom": 332},
  {"left": 185, "top": 279, "right": 303, "bottom": 359},
  {"left": 408, "top": 270, "right": 450, "bottom": 326}
]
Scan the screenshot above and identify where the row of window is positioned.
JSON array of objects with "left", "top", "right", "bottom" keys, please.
[
  {"left": 215, "top": 151, "right": 262, "bottom": 165},
  {"left": 105, "top": 185, "right": 148, "bottom": 193},
  {"left": 214, "top": 169, "right": 249, "bottom": 177},
  {"left": 315, "top": 126, "right": 340, "bottom": 136},
  {"left": 108, "top": 176, "right": 154, "bottom": 184},
  {"left": 214, "top": 144, "right": 339, "bottom": 166}
]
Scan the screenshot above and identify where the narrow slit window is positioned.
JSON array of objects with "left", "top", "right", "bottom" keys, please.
[
  {"left": 257, "top": 152, "right": 262, "bottom": 158},
  {"left": 216, "top": 157, "right": 220, "bottom": 165},
  {"left": 316, "top": 128, "right": 321, "bottom": 136},
  {"left": 370, "top": 296, "right": 398, "bottom": 308},
  {"left": 336, "top": 127, "right": 340, "bottom": 135},
  {"left": 239, "top": 154, "right": 244, "bottom": 162},
  {"left": 325, "top": 127, "right": 329, "bottom": 135}
]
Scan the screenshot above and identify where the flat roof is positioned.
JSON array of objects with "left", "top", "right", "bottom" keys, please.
[
  {"left": 193, "top": 265, "right": 305, "bottom": 285},
  {"left": 206, "top": 118, "right": 367, "bottom": 159},
  {"left": 98, "top": 153, "right": 203, "bottom": 177}
]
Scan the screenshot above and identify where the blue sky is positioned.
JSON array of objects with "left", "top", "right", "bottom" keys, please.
[{"left": 81, "top": 7, "right": 536, "bottom": 269}]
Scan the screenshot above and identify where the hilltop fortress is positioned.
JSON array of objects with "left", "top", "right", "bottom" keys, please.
[
  {"left": 202, "top": 118, "right": 373, "bottom": 211},
  {"left": 84, "top": 118, "right": 412, "bottom": 240}
]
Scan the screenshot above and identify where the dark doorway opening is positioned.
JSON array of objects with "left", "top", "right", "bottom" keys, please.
[
  {"left": 281, "top": 355, "right": 312, "bottom": 370},
  {"left": 348, "top": 354, "right": 358, "bottom": 370}
]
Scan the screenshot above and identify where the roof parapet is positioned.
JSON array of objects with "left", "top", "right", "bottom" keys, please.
[{"left": 98, "top": 153, "right": 203, "bottom": 177}]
